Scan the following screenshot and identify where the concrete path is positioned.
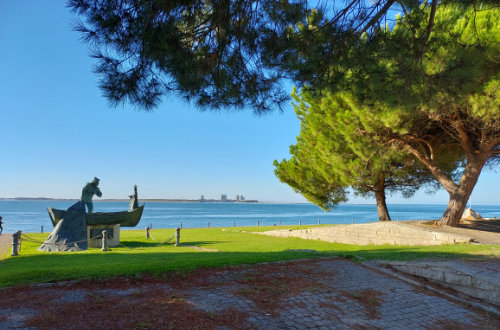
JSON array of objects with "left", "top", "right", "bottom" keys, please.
[
  {"left": 0, "top": 234, "right": 11, "bottom": 259},
  {"left": 1, "top": 258, "right": 499, "bottom": 329}
]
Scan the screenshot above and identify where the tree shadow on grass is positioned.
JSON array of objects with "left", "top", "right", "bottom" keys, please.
[
  {"left": 1, "top": 247, "right": 496, "bottom": 287},
  {"left": 117, "top": 240, "right": 223, "bottom": 248},
  {"left": 336, "top": 248, "right": 497, "bottom": 262}
]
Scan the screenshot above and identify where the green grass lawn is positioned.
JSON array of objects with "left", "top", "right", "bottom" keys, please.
[{"left": 0, "top": 226, "right": 498, "bottom": 287}]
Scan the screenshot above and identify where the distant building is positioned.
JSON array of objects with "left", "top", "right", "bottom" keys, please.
[
  {"left": 240, "top": 195, "right": 245, "bottom": 201},
  {"left": 221, "top": 194, "right": 227, "bottom": 201},
  {"left": 200, "top": 195, "right": 205, "bottom": 201},
  {"left": 236, "top": 195, "right": 240, "bottom": 201}
]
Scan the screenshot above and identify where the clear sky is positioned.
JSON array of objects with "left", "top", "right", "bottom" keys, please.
[{"left": 1, "top": 1, "right": 499, "bottom": 205}]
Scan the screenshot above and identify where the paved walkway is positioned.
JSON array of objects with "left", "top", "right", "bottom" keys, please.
[
  {"left": 1, "top": 257, "right": 499, "bottom": 329},
  {"left": 0, "top": 234, "right": 10, "bottom": 259}
]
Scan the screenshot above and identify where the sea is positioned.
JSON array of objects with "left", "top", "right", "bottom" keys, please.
[{"left": 1, "top": 200, "right": 499, "bottom": 234}]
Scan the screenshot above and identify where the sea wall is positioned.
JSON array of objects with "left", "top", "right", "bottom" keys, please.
[
  {"left": 259, "top": 222, "right": 473, "bottom": 245},
  {"left": 386, "top": 260, "right": 500, "bottom": 306}
]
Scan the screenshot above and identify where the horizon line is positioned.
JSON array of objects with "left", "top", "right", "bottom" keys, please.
[{"left": 1, "top": 197, "right": 499, "bottom": 207}]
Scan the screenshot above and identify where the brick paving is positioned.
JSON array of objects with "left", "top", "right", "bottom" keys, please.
[{"left": 1, "top": 258, "right": 498, "bottom": 329}]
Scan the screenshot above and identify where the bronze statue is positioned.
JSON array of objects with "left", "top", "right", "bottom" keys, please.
[
  {"left": 129, "top": 185, "right": 139, "bottom": 211},
  {"left": 81, "top": 177, "right": 102, "bottom": 213}
]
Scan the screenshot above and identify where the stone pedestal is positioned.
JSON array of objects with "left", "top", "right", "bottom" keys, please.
[{"left": 87, "top": 224, "right": 120, "bottom": 248}]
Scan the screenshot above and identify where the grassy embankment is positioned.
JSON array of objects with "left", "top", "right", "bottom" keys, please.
[{"left": 0, "top": 225, "right": 498, "bottom": 287}]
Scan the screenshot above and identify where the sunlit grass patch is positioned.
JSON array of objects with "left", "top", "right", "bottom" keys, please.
[{"left": 0, "top": 226, "right": 497, "bottom": 287}]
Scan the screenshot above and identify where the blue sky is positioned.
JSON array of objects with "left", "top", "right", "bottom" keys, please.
[{"left": 1, "top": 1, "right": 498, "bottom": 205}]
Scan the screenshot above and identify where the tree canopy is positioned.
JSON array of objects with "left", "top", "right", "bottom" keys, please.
[
  {"left": 296, "top": 4, "right": 500, "bottom": 226},
  {"left": 274, "top": 88, "right": 442, "bottom": 220},
  {"left": 69, "top": 0, "right": 496, "bottom": 112}
]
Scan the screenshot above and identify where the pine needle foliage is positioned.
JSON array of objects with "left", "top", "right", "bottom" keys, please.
[
  {"left": 68, "top": 0, "right": 496, "bottom": 112},
  {"left": 275, "top": 88, "right": 438, "bottom": 220},
  {"left": 297, "top": 4, "right": 500, "bottom": 226}
]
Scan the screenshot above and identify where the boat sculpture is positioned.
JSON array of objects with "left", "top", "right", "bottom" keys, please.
[
  {"left": 47, "top": 185, "right": 144, "bottom": 227},
  {"left": 48, "top": 204, "right": 144, "bottom": 227}
]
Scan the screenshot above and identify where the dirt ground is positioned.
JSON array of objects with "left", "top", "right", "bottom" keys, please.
[
  {"left": 417, "top": 219, "right": 500, "bottom": 245},
  {"left": 1, "top": 258, "right": 499, "bottom": 329}
]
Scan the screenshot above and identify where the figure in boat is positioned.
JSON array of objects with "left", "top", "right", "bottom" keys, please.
[
  {"left": 41, "top": 181, "right": 145, "bottom": 252},
  {"left": 47, "top": 183, "right": 144, "bottom": 227},
  {"left": 129, "top": 185, "right": 139, "bottom": 211},
  {"left": 81, "top": 177, "right": 102, "bottom": 213}
]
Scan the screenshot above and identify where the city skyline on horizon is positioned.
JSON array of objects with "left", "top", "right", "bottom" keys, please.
[{"left": 0, "top": 192, "right": 495, "bottom": 206}]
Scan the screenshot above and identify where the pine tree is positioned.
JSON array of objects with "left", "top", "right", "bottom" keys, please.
[
  {"left": 275, "top": 89, "right": 439, "bottom": 220},
  {"left": 325, "top": 5, "right": 500, "bottom": 226}
]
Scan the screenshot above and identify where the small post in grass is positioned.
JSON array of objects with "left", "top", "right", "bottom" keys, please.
[
  {"left": 101, "top": 230, "right": 108, "bottom": 251},
  {"left": 146, "top": 226, "right": 150, "bottom": 239},
  {"left": 175, "top": 227, "right": 180, "bottom": 246},
  {"left": 11, "top": 230, "right": 22, "bottom": 256}
]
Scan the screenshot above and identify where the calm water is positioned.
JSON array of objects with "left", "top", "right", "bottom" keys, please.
[{"left": 1, "top": 200, "right": 499, "bottom": 234}]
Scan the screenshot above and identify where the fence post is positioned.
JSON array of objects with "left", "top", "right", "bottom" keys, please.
[
  {"left": 175, "top": 227, "right": 181, "bottom": 246},
  {"left": 101, "top": 230, "right": 108, "bottom": 251},
  {"left": 11, "top": 231, "right": 22, "bottom": 256},
  {"left": 146, "top": 226, "right": 150, "bottom": 239}
]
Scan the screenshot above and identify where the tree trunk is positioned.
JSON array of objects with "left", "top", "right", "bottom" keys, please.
[
  {"left": 438, "top": 158, "right": 486, "bottom": 226},
  {"left": 374, "top": 176, "right": 391, "bottom": 221}
]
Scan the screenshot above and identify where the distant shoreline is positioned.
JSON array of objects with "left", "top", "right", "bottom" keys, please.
[
  {"left": 2, "top": 198, "right": 499, "bottom": 206},
  {"left": 0, "top": 197, "right": 260, "bottom": 203}
]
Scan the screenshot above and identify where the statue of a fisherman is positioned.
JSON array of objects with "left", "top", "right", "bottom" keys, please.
[
  {"left": 81, "top": 177, "right": 102, "bottom": 213},
  {"left": 129, "top": 185, "right": 139, "bottom": 211}
]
